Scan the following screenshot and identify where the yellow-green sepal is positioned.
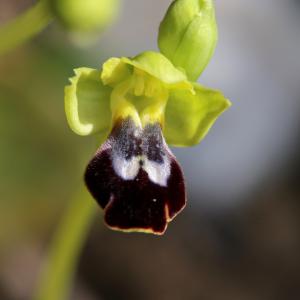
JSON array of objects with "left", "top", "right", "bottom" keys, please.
[
  {"left": 158, "top": 0, "right": 218, "bottom": 81},
  {"left": 164, "top": 83, "right": 231, "bottom": 147},
  {"left": 102, "top": 51, "right": 193, "bottom": 91},
  {"left": 64, "top": 67, "right": 112, "bottom": 137},
  {"left": 123, "top": 51, "right": 192, "bottom": 90}
]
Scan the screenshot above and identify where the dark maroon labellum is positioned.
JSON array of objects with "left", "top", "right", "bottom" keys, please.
[{"left": 85, "top": 117, "right": 186, "bottom": 234}]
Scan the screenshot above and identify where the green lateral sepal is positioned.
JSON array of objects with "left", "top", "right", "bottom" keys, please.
[{"left": 164, "top": 82, "right": 231, "bottom": 146}]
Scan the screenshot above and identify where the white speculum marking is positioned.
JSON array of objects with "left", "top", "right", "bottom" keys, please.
[
  {"left": 112, "top": 155, "right": 140, "bottom": 181},
  {"left": 110, "top": 118, "right": 171, "bottom": 186},
  {"left": 112, "top": 153, "right": 171, "bottom": 187}
]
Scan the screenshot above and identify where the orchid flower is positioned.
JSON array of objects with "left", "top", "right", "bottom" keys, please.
[{"left": 64, "top": 0, "right": 231, "bottom": 235}]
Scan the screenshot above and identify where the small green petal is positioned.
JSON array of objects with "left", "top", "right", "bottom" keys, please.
[
  {"left": 101, "top": 57, "right": 131, "bottom": 86},
  {"left": 65, "top": 67, "right": 112, "bottom": 137},
  {"left": 158, "top": 0, "right": 218, "bottom": 81},
  {"left": 122, "top": 51, "right": 193, "bottom": 91},
  {"left": 164, "top": 83, "right": 231, "bottom": 147}
]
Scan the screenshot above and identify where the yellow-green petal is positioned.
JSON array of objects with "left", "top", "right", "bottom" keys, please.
[
  {"left": 158, "top": 0, "right": 217, "bottom": 81},
  {"left": 101, "top": 57, "right": 131, "bottom": 86},
  {"left": 164, "top": 83, "right": 231, "bottom": 147},
  {"left": 65, "top": 67, "right": 112, "bottom": 137}
]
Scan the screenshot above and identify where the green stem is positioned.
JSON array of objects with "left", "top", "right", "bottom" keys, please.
[
  {"left": 0, "top": 0, "right": 53, "bottom": 56},
  {"left": 33, "top": 186, "right": 98, "bottom": 300}
]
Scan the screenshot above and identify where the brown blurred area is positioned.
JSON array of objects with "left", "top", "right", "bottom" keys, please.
[
  {"left": 0, "top": 1, "right": 34, "bottom": 23},
  {"left": 77, "top": 174, "right": 300, "bottom": 300},
  {"left": 1, "top": 1, "right": 300, "bottom": 300}
]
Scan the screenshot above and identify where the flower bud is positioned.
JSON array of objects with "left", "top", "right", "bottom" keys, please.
[
  {"left": 50, "top": 0, "right": 119, "bottom": 32},
  {"left": 158, "top": 0, "right": 217, "bottom": 81}
]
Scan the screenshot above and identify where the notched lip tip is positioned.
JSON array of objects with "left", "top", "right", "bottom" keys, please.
[
  {"left": 165, "top": 200, "right": 187, "bottom": 223},
  {"left": 100, "top": 197, "right": 187, "bottom": 236}
]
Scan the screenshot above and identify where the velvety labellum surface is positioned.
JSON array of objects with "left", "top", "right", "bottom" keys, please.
[{"left": 85, "top": 118, "right": 186, "bottom": 234}]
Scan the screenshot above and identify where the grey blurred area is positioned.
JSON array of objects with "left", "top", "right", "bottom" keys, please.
[{"left": 0, "top": 0, "right": 300, "bottom": 299}]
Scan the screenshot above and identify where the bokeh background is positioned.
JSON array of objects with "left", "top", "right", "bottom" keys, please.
[{"left": 1, "top": 0, "right": 300, "bottom": 299}]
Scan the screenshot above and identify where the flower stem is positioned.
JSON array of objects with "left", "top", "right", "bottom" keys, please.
[
  {"left": 0, "top": 0, "right": 53, "bottom": 56},
  {"left": 33, "top": 186, "right": 98, "bottom": 300}
]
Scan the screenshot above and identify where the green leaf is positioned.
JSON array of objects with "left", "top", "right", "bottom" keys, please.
[
  {"left": 158, "top": 0, "right": 218, "bottom": 81},
  {"left": 64, "top": 67, "right": 112, "bottom": 137},
  {"left": 164, "top": 83, "right": 231, "bottom": 146}
]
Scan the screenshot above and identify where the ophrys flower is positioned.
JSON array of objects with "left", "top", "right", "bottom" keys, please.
[{"left": 64, "top": 0, "right": 231, "bottom": 234}]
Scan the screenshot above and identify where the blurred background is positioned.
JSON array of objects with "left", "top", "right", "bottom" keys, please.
[{"left": 1, "top": 0, "right": 300, "bottom": 299}]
